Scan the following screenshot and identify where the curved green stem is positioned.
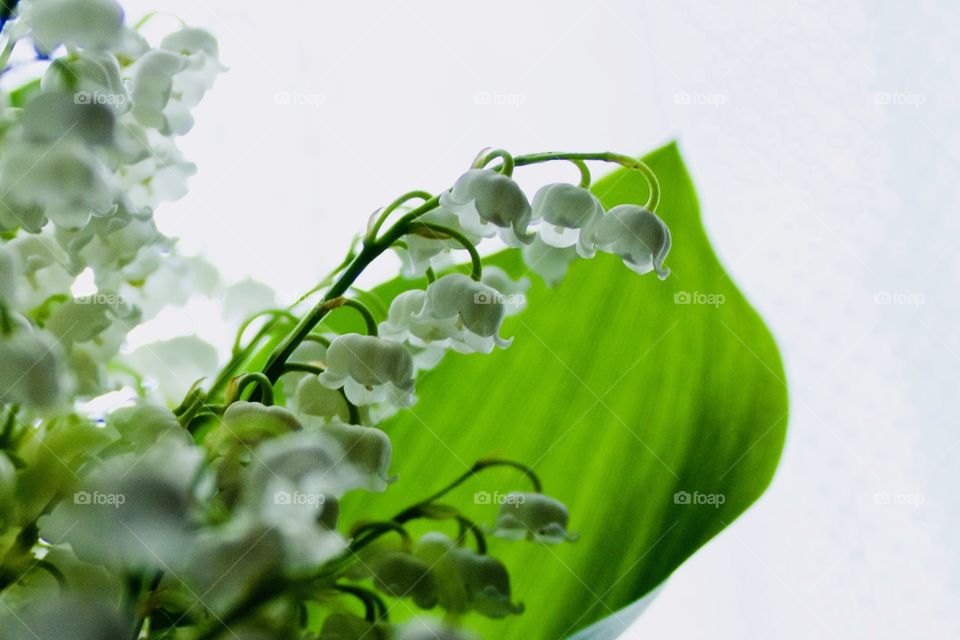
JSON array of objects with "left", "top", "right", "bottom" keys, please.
[
  {"left": 571, "top": 159, "right": 592, "bottom": 188},
  {"left": 392, "top": 459, "right": 542, "bottom": 524},
  {"left": 332, "top": 584, "right": 387, "bottom": 622},
  {"left": 407, "top": 222, "right": 482, "bottom": 281},
  {"left": 367, "top": 190, "right": 433, "bottom": 242},
  {"left": 281, "top": 362, "right": 323, "bottom": 376},
  {"left": 226, "top": 372, "right": 274, "bottom": 406},
  {"left": 232, "top": 309, "right": 297, "bottom": 356},
  {"left": 479, "top": 148, "right": 515, "bottom": 176},
  {"left": 326, "top": 297, "right": 379, "bottom": 336},
  {"left": 512, "top": 151, "right": 660, "bottom": 211}
]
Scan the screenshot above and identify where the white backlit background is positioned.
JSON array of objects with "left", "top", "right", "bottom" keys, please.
[{"left": 119, "top": 1, "right": 960, "bottom": 638}]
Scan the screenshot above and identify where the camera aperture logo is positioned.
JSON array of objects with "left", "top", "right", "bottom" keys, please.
[
  {"left": 673, "top": 490, "right": 725, "bottom": 508},
  {"left": 474, "top": 291, "right": 526, "bottom": 306},
  {"left": 74, "top": 491, "right": 126, "bottom": 508},
  {"left": 674, "top": 291, "right": 725, "bottom": 308},
  {"left": 474, "top": 491, "right": 525, "bottom": 505},
  {"left": 273, "top": 491, "right": 325, "bottom": 506}
]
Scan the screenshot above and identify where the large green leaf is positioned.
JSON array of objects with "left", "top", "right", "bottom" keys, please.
[{"left": 335, "top": 143, "right": 788, "bottom": 638}]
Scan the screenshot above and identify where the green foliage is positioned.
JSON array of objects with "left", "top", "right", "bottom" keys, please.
[{"left": 332, "top": 143, "right": 788, "bottom": 638}]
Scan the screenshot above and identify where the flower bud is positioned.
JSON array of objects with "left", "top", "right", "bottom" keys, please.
[
  {"left": 207, "top": 401, "right": 301, "bottom": 456},
  {"left": 319, "top": 420, "right": 396, "bottom": 492},
  {"left": 532, "top": 183, "right": 604, "bottom": 257},
  {"left": 591, "top": 205, "right": 671, "bottom": 280},
  {"left": 0, "top": 329, "right": 69, "bottom": 409},
  {"left": 521, "top": 235, "right": 578, "bottom": 287},
  {"left": 413, "top": 273, "right": 512, "bottom": 354},
  {"left": 490, "top": 492, "right": 577, "bottom": 543},
  {"left": 372, "top": 551, "right": 438, "bottom": 608},
  {"left": 318, "top": 333, "right": 415, "bottom": 407},
  {"left": 440, "top": 169, "right": 534, "bottom": 246}
]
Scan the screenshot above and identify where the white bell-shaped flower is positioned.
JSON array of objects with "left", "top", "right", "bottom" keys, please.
[
  {"left": 293, "top": 375, "right": 352, "bottom": 423},
  {"left": 128, "top": 49, "right": 187, "bottom": 134},
  {"left": 39, "top": 436, "right": 204, "bottom": 570},
  {"left": 42, "top": 51, "right": 132, "bottom": 115},
  {"left": 0, "top": 139, "right": 116, "bottom": 230},
  {"left": 244, "top": 430, "right": 359, "bottom": 500},
  {"left": 591, "top": 204, "right": 672, "bottom": 279},
  {"left": 372, "top": 551, "right": 439, "bottom": 608},
  {"left": 490, "top": 492, "right": 577, "bottom": 543},
  {"left": 481, "top": 266, "right": 530, "bottom": 316},
  {"left": 521, "top": 235, "right": 578, "bottom": 287},
  {"left": 440, "top": 169, "right": 534, "bottom": 246},
  {"left": 19, "top": 92, "right": 116, "bottom": 147},
  {"left": 394, "top": 207, "right": 484, "bottom": 277},
  {"left": 124, "top": 335, "right": 219, "bottom": 406},
  {"left": 455, "top": 550, "right": 524, "bottom": 618},
  {"left": 412, "top": 273, "right": 512, "bottom": 354},
  {"left": 317, "top": 419, "right": 396, "bottom": 492},
  {"left": 207, "top": 401, "right": 301, "bottom": 456},
  {"left": 0, "top": 594, "right": 127, "bottom": 640},
  {"left": 318, "top": 333, "right": 415, "bottom": 407},
  {"left": 532, "top": 183, "right": 605, "bottom": 257},
  {"left": 0, "top": 329, "right": 70, "bottom": 409},
  {"left": 21, "top": 0, "right": 124, "bottom": 54},
  {"left": 0, "top": 245, "right": 19, "bottom": 308},
  {"left": 394, "top": 619, "right": 478, "bottom": 640}
]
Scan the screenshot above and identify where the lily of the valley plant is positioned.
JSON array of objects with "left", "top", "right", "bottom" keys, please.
[{"left": 0, "top": 2, "right": 671, "bottom": 638}]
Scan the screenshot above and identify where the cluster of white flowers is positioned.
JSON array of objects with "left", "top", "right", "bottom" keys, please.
[
  {"left": 0, "top": 3, "right": 673, "bottom": 638},
  {"left": 0, "top": 0, "right": 225, "bottom": 413}
]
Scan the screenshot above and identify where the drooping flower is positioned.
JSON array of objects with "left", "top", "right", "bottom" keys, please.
[
  {"left": 0, "top": 329, "right": 70, "bottom": 409},
  {"left": 455, "top": 551, "right": 524, "bottom": 618},
  {"left": 206, "top": 401, "right": 302, "bottom": 456},
  {"left": 313, "top": 419, "right": 396, "bottom": 492},
  {"left": 411, "top": 273, "right": 512, "bottom": 354},
  {"left": 591, "top": 204, "right": 672, "bottom": 279},
  {"left": 39, "top": 436, "right": 204, "bottom": 569},
  {"left": 520, "top": 235, "right": 578, "bottom": 287},
  {"left": 371, "top": 551, "right": 439, "bottom": 608},
  {"left": 531, "top": 183, "right": 604, "bottom": 257},
  {"left": 20, "top": 0, "right": 125, "bottom": 54},
  {"left": 394, "top": 207, "right": 485, "bottom": 277},
  {"left": 440, "top": 169, "right": 534, "bottom": 246},
  {"left": 294, "top": 375, "right": 352, "bottom": 423},
  {"left": 481, "top": 266, "right": 530, "bottom": 316},
  {"left": 490, "top": 492, "right": 578, "bottom": 543},
  {"left": 411, "top": 533, "right": 522, "bottom": 618},
  {"left": 318, "top": 333, "right": 415, "bottom": 406}
]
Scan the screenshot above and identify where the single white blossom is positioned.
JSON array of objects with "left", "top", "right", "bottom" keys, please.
[
  {"left": 490, "top": 492, "right": 577, "bottom": 543},
  {"left": 318, "top": 333, "right": 415, "bottom": 406},
  {"left": 411, "top": 273, "right": 512, "bottom": 354},
  {"left": 532, "top": 183, "right": 605, "bottom": 257},
  {"left": 440, "top": 169, "right": 534, "bottom": 246},
  {"left": 21, "top": 0, "right": 125, "bottom": 54},
  {"left": 591, "top": 204, "right": 672, "bottom": 279},
  {"left": 521, "top": 235, "right": 578, "bottom": 287},
  {"left": 0, "top": 329, "right": 70, "bottom": 408}
]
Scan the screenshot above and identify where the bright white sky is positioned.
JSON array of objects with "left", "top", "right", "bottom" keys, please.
[{"left": 117, "top": 1, "right": 960, "bottom": 638}]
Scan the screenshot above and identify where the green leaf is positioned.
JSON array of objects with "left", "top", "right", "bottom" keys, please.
[{"left": 336, "top": 143, "right": 788, "bottom": 638}]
